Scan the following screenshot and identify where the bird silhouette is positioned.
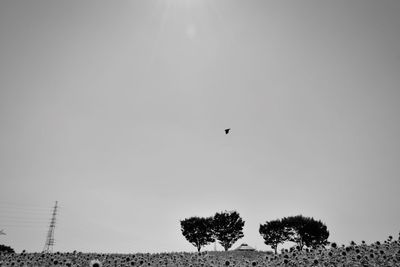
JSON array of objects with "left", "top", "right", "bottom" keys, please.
[{"left": 225, "top": 128, "right": 231, "bottom": 134}]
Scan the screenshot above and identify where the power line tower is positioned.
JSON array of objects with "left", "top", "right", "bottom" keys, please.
[{"left": 43, "top": 201, "right": 58, "bottom": 253}]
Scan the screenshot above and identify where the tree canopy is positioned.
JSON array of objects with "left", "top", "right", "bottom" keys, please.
[
  {"left": 259, "top": 219, "right": 290, "bottom": 254},
  {"left": 180, "top": 216, "right": 214, "bottom": 252},
  {"left": 282, "top": 215, "right": 329, "bottom": 249},
  {"left": 212, "top": 210, "right": 245, "bottom": 251},
  {"left": 0, "top": 244, "right": 15, "bottom": 254},
  {"left": 259, "top": 215, "right": 329, "bottom": 252}
]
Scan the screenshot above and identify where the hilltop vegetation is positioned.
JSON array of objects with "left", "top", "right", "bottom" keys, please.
[
  {"left": 0, "top": 245, "right": 14, "bottom": 254},
  {"left": 181, "top": 211, "right": 245, "bottom": 252},
  {"left": 181, "top": 212, "right": 329, "bottom": 254}
]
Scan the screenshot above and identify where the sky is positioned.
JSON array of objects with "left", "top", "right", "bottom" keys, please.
[{"left": 0, "top": 0, "right": 400, "bottom": 254}]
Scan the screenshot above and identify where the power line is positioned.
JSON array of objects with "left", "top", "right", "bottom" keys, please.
[
  {"left": 0, "top": 212, "right": 51, "bottom": 222},
  {"left": 0, "top": 202, "right": 53, "bottom": 210},
  {"left": 0, "top": 207, "right": 52, "bottom": 212},
  {"left": 0, "top": 219, "right": 48, "bottom": 224},
  {"left": 0, "top": 204, "right": 62, "bottom": 220},
  {"left": 0, "top": 225, "right": 48, "bottom": 228}
]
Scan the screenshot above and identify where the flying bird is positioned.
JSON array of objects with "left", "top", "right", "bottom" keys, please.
[{"left": 225, "top": 128, "right": 231, "bottom": 134}]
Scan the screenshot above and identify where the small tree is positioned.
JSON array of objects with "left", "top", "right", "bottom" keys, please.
[
  {"left": 180, "top": 216, "right": 214, "bottom": 253},
  {"left": 282, "top": 215, "right": 329, "bottom": 249},
  {"left": 0, "top": 244, "right": 15, "bottom": 254},
  {"left": 282, "top": 215, "right": 307, "bottom": 249},
  {"left": 300, "top": 217, "right": 329, "bottom": 248},
  {"left": 212, "top": 210, "right": 245, "bottom": 251},
  {"left": 259, "top": 219, "right": 290, "bottom": 254}
]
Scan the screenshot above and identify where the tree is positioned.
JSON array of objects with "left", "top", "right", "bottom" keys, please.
[
  {"left": 300, "top": 217, "right": 329, "bottom": 248},
  {"left": 259, "top": 219, "right": 290, "bottom": 254},
  {"left": 0, "top": 244, "right": 15, "bottom": 254},
  {"left": 180, "top": 216, "right": 214, "bottom": 253},
  {"left": 212, "top": 210, "right": 245, "bottom": 251},
  {"left": 282, "top": 215, "right": 329, "bottom": 249}
]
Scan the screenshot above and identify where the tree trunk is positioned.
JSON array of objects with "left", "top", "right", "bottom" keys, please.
[{"left": 299, "top": 240, "right": 304, "bottom": 250}]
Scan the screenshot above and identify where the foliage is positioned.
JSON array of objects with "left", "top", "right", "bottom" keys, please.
[
  {"left": 0, "top": 244, "right": 15, "bottom": 254},
  {"left": 282, "top": 215, "right": 329, "bottom": 249},
  {"left": 259, "top": 219, "right": 290, "bottom": 254},
  {"left": 212, "top": 211, "right": 245, "bottom": 251},
  {"left": 180, "top": 216, "right": 214, "bottom": 252}
]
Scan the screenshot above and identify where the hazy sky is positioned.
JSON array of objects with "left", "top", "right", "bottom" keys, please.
[{"left": 1, "top": 0, "right": 400, "bottom": 253}]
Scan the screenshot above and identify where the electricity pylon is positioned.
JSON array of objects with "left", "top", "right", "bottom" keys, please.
[{"left": 43, "top": 201, "right": 58, "bottom": 253}]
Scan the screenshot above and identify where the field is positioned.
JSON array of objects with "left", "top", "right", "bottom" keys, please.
[{"left": 1, "top": 237, "right": 399, "bottom": 266}]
